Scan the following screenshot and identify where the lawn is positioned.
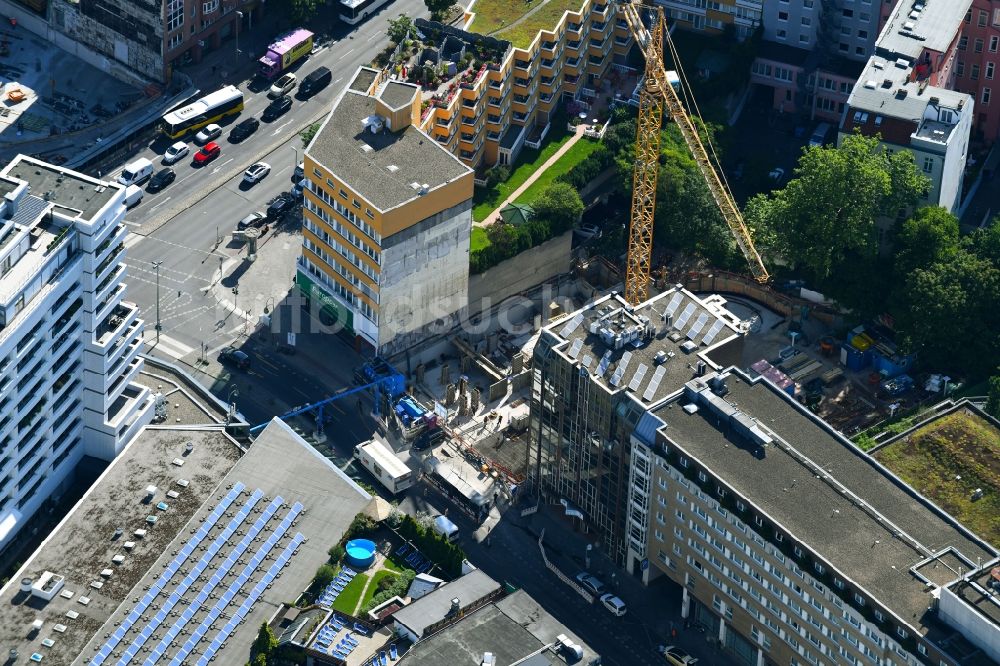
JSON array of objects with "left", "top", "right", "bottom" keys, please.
[
  {"left": 513, "top": 137, "right": 601, "bottom": 205},
  {"left": 361, "top": 570, "right": 399, "bottom": 609},
  {"left": 468, "top": 0, "right": 584, "bottom": 46},
  {"left": 472, "top": 122, "right": 572, "bottom": 222},
  {"left": 873, "top": 409, "right": 1000, "bottom": 547},
  {"left": 330, "top": 572, "right": 369, "bottom": 615},
  {"left": 471, "top": 226, "right": 491, "bottom": 252}
]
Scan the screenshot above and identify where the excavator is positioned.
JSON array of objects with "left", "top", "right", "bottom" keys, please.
[{"left": 617, "top": 2, "right": 769, "bottom": 305}]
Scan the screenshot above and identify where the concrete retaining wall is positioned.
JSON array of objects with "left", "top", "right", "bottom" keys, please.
[{"left": 468, "top": 230, "right": 573, "bottom": 315}]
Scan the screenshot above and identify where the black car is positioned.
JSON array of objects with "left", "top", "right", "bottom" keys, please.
[
  {"left": 262, "top": 95, "right": 292, "bottom": 121},
  {"left": 146, "top": 168, "right": 175, "bottom": 192},
  {"left": 229, "top": 117, "right": 260, "bottom": 142},
  {"left": 267, "top": 193, "right": 295, "bottom": 220},
  {"left": 218, "top": 346, "right": 250, "bottom": 369},
  {"left": 237, "top": 211, "right": 267, "bottom": 230},
  {"left": 413, "top": 426, "right": 446, "bottom": 451}
]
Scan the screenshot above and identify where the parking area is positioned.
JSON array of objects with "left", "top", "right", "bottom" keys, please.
[{"left": 0, "top": 26, "right": 141, "bottom": 152}]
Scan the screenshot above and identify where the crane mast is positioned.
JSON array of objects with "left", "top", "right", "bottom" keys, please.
[{"left": 619, "top": 2, "right": 769, "bottom": 305}]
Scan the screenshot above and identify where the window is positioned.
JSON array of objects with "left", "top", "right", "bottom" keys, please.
[
  {"left": 855, "top": 46, "right": 864, "bottom": 55},
  {"left": 679, "top": 457, "right": 688, "bottom": 468},
  {"left": 994, "top": 8, "right": 1000, "bottom": 26},
  {"left": 858, "top": 30, "right": 868, "bottom": 39},
  {"left": 959, "top": 35, "right": 968, "bottom": 51},
  {"left": 957, "top": 61, "right": 965, "bottom": 77},
  {"left": 991, "top": 36, "right": 999, "bottom": 52},
  {"left": 972, "top": 64, "right": 981, "bottom": 80},
  {"left": 167, "top": 0, "right": 184, "bottom": 31},
  {"left": 975, "top": 38, "right": 984, "bottom": 53},
  {"left": 203, "top": 0, "right": 219, "bottom": 11},
  {"left": 778, "top": 11, "right": 788, "bottom": 21},
  {"left": 842, "top": 8, "right": 853, "bottom": 18},
  {"left": 980, "top": 9, "right": 988, "bottom": 27},
  {"left": 167, "top": 32, "right": 183, "bottom": 49},
  {"left": 923, "top": 157, "right": 934, "bottom": 173},
  {"left": 777, "top": 29, "right": 787, "bottom": 39},
  {"left": 854, "top": 593, "right": 866, "bottom": 606},
  {"left": 874, "top": 610, "right": 884, "bottom": 622},
  {"left": 987, "top": 62, "right": 995, "bottom": 79},
  {"left": 737, "top": 500, "right": 746, "bottom": 511},
  {"left": 983, "top": 87, "right": 991, "bottom": 104},
  {"left": 801, "top": 16, "right": 810, "bottom": 26},
  {"left": 698, "top": 471, "right": 707, "bottom": 482},
  {"left": 897, "top": 627, "right": 909, "bottom": 639}
]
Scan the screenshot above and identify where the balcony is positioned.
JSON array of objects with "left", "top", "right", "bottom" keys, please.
[{"left": 568, "top": 22, "right": 582, "bottom": 33}]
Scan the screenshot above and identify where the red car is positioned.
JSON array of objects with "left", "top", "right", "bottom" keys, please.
[{"left": 193, "top": 141, "right": 221, "bottom": 165}]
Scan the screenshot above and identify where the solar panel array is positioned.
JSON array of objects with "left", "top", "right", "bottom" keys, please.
[
  {"left": 663, "top": 292, "right": 683, "bottom": 319},
  {"left": 581, "top": 354, "right": 593, "bottom": 370},
  {"left": 702, "top": 319, "right": 726, "bottom": 346},
  {"left": 596, "top": 351, "right": 613, "bottom": 377},
  {"left": 642, "top": 365, "right": 668, "bottom": 402},
  {"left": 559, "top": 313, "right": 584, "bottom": 338},
  {"left": 686, "top": 312, "right": 709, "bottom": 340},
  {"left": 609, "top": 351, "right": 634, "bottom": 387},
  {"left": 88, "top": 485, "right": 306, "bottom": 666},
  {"left": 628, "top": 363, "right": 648, "bottom": 392},
  {"left": 674, "top": 303, "right": 696, "bottom": 330},
  {"left": 568, "top": 338, "right": 583, "bottom": 359}
]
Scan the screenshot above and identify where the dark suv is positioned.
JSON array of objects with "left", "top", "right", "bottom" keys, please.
[
  {"left": 267, "top": 193, "right": 295, "bottom": 220},
  {"left": 229, "top": 117, "right": 260, "bottom": 142},
  {"left": 219, "top": 346, "right": 250, "bottom": 369}
]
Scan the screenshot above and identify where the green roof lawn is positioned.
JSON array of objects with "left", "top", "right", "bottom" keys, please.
[
  {"left": 514, "top": 137, "right": 600, "bottom": 205},
  {"left": 469, "top": 0, "right": 584, "bottom": 48},
  {"left": 873, "top": 409, "right": 1000, "bottom": 548}
]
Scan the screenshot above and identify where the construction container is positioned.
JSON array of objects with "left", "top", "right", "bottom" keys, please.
[
  {"left": 840, "top": 343, "right": 869, "bottom": 372},
  {"left": 750, "top": 360, "right": 795, "bottom": 397},
  {"left": 871, "top": 348, "right": 914, "bottom": 379}
]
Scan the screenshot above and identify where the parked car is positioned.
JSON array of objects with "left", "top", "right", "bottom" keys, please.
[
  {"left": 659, "top": 646, "right": 699, "bottom": 666},
  {"left": 299, "top": 66, "right": 332, "bottom": 97},
  {"left": 266, "top": 193, "right": 295, "bottom": 219},
  {"left": 162, "top": 142, "right": 189, "bottom": 164},
  {"left": 123, "top": 184, "right": 144, "bottom": 208},
  {"left": 243, "top": 162, "right": 271, "bottom": 185},
  {"left": 237, "top": 211, "right": 267, "bottom": 230},
  {"left": 268, "top": 73, "right": 297, "bottom": 98},
  {"left": 262, "top": 95, "right": 293, "bottom": 121},
  {"left": 219, "top": 346, "right": 250, "bottom": 369},
  {"left": 575, "top": 572, "right": 606, "bottom": 595},
  {"left": 574, "top": 223, "right": 602, "bottom": 240},
  {"left": 146, "top": 168, "right": 176, "bottom": 192},
  {"left": 193, "top": 142, "right": 221, "bottom": 165},
  {"left": 229, "top": 117, "right": 260, "bottom": 142},
  {"left": 292, "top": 161, "right": 304, "bottom": 182},
  {"left": 808, "top": 121, "right": 833, "bottom": 148},
  {"left": 413, "top": 426, "right": 446, "bottom": 451},
  {"left": 599, "top": 593, "right": 627, "bottom": 617},
  {"left": 117, "top": 157, "right": 153, "bottom": 186},
  {"left": 195, "top": 123, "right": 223, "bottom": 144}
]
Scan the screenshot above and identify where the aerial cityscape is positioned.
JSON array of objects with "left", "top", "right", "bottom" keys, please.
[{"left": 0, "top": 0, "right": 997, "bottom": 664}]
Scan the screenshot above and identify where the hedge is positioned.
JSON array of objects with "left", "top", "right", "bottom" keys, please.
[
  {"left": 398, "top": 514, "right": 466, "bottom": 578},
  {"left": 362, "top": 568, "right": 417, "bottom": 613}
]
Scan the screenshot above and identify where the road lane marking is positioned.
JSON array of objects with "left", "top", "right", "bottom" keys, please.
[
  {"left": 367, "top": 33, "right": 379, "bottom": 41},
  {"left": 340, "top": 48, "right": 355, "bottom": 58},
  {"left": 147, "top": 334, "right": 195, "bottom": 360},
  {"left": 149, "top": 196, "right": 172, "bottom": 211},
  {"left": 210, "top": 158, "right": 234, "bottom": 174},
  {"left": 271, "top": 120, "right": 294, "bottom": 135},
  {"left": 124, "top": 232, "right": 143, "bottom": 250}
]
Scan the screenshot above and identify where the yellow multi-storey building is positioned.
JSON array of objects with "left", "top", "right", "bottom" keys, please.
[
  {"left": 298, "top": 68, "right": 474, "bottom": 354},
  {"left": 419, "top": 0, "right": 633, "bottom": 169}
]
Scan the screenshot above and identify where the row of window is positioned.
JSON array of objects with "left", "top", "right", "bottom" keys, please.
[
  {"left": 958, "top": 34, "right": 1000, "bottom": 53},
  {"left": 308, "top": 175, "right": 381, "bottom": 241},
  {"left": 301, "top": 257, "right": 378, "bottom": 325},
  {"left": 304, "top": 196, "right": 381, "bottom": 266},
  {"left": 303, "top": 216, "right": 379, "bottom": 284}
]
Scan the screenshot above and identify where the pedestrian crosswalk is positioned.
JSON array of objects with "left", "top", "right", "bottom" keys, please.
[{"left": 147, "top": 334, "right": 195, "bottom": 360}]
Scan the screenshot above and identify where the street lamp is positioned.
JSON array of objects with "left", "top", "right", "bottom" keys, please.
[
  {"left": 152, "top": 260, "right": 163, "bottom": 343},
  {"left": 235, "top": 11, "right": 243, "bottom": 65}
]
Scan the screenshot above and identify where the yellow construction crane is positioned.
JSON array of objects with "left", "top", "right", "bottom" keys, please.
[{"left": 619, "top": 3, "right": 769, "bottom": 305}]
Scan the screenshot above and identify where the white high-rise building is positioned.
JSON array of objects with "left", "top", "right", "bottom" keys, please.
[{"left": 0, "top": 155, "right": 153, "bottom": 552}]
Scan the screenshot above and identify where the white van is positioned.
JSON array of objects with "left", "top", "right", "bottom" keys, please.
[
  {"left": 433, "top": 515, "right": 459, "bottom": 542},
  {"left": 123, "top": 184, "right": 144, "bottom": 208},
  {"left": 117, "top": 158, "right": 154, "bottom": 186},
  {"left": 599, "top": 593, "right": 627, "bottom": 617},
  {"left": 808, "top": 122, "right": 832, "bottom": 148}
]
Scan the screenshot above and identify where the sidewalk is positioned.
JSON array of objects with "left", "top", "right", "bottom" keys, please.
[{"left": 478, "top": 123, "right": 587, "bottom": 226}]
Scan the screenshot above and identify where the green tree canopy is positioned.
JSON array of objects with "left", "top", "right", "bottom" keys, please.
[
  {"left": 893, "top": 206, "right": 960, "bottom": 278},
  {"left": 744, "top": 132, "right": 929, "bottom": 281},
  {"left": 300, "top": 122, "right": 321, "bottom": 148},
  {"left": 424, "top": 0, "right": 453, "bottom": 21},
  {"left": 387, "top": 14, "right": 414, "bottom": 44},
  {"left": 531, "top": 182, "right": 584, "bottom": 234},
  {"left": 312, "top": 563, "right": 337, "bottom": 589},
  {"left": 252, "top": 622, "right": 277, "bottom": 663},
  {"left": 986, "top": 375, "right": 1000, "bottom": 419}
]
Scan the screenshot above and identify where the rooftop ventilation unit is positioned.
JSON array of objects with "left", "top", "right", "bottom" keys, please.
[
  {"left": 895, "top": 58, "right": 909, "bottom": 69},
  {"left": 864, "top": 80, "right": 877, "bottom": 89},
  {"left": 903, "top": 20, "right": 915, "bottom": 30},
  {"left": 387, "top": 164, "right": 399, "bottom": 173},
  {"left": 360, "top": 143, "right": 374, "bottom": 153}
]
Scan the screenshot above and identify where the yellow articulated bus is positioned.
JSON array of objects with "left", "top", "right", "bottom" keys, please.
[{"left": 159, "top": 85, "right": 244, "bottom": 140}]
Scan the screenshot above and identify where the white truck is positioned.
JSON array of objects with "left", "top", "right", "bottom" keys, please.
[
  {"left": 354, "top": 435, "right": 413, "bottom": 495},
  {"left": 433, "top": 515, "right": 459, "bottom": 542}
]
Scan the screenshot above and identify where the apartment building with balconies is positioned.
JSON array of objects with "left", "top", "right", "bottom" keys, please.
[
  {"left": 0, "top": 155, "right": 152, "bottom": 556},
  {"left": 416, "top": 0, "right": 631, "bottom": 170},
  {"left": 626, "top": 367, "right": 1000, "bottom": 666},
  {"left": 658, "top": 0, "right": 763, "bottom": 39},
  {"left": 299, "top": 68, "right": 474, "bottom": 354}
]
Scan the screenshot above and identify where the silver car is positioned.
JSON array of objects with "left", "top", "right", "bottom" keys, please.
[
  {"left": 195, "top": 123, "right": 222, "bottom": 144},
  {"left": 162, "top": 142, "right": 189, "bottom": 164},
  {"left": 242, "top": 162, "right": 271, "bottom": 185}
]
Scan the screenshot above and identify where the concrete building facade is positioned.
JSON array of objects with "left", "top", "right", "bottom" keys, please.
[
  {"left": 2, "top": 0, "right": 262, "bottom": 85},
  {"left": 842, "top": 0, "right": 974, "bottom": 213},
  {"left": 658, "top": 0, "right": 763, "bottom": 39},
  {"left": 0, "top": 155, "right": 152, "bottom": 554},
  {"left": 300, "top": 68, "right": 474, "bottom": 355},
  {"left": 626, "top": 368, "right": 999, "bottom": 666}
]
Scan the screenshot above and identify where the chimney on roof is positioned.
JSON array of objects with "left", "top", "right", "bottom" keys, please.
[{"left": 449, "top": 597, "right": 460, "bottom": 615}]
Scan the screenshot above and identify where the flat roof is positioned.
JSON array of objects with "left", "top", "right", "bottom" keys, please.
[
  {"left": 540, "top": 288, "right": 743, "bottom": 407},
  {"left": 308, "top": 85, "right": 472, "bottom": 213},
  {"left": 349, "top": 67, "right": 379, "bottom": 94},
  {"left": 358, "top": 437, "right": 412, "bottom": 479},
  {"left": 848, "top": 56, "right": 970, "bottom": 124},
  {"left": 0, "top": 419, "right": 373, "bottom": 666},
  {"left": 876, "top": 0, "right": 971, "bottom": 59},
  {"left": 392, "top": 570, "right": 501, "bottom": 638},
  {"left": 399, "top": 589, "right": 597, "bottom": 665},
  {"left": 378, "top": 81, "right": 418, "bottom": 109},
  {"left": 2, "top": 156, "right": 119, "bottom": 222},
  {"left": 0, "top": 428, "right": 243, "bottom": 665},
  {"left": 656, "top": 372, "right": 997, "bottom": 636}
]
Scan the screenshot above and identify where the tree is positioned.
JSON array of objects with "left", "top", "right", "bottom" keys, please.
[
  {"left": 893, "top": 206, "right": 960, "bottom": 278},
  {"left": 986, "top": 375, "right": 1000, "bottom": 419},
  {"left": 312, "top": 563, "right": 337, "bottom": 589},
  {"left": 286, "top": 0, "right": 320, "bottom": 21},
  {"left": 744, "top": 132, "right": 929, "bottom": 281},
  {"left": 424, "top": 0, "right": 453, "bottom": 21},
  {"left": 531, "top": 182, "right": 584, "bottom": 234},
  {"left": 387, "top": 14, "right": 414, "bottom": 45},
  {"left": 300, "top": 122, "right": 321, "bottom": 148},
  {"left": 252, "top": 622, "right": 277, "bottom": 662}
]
